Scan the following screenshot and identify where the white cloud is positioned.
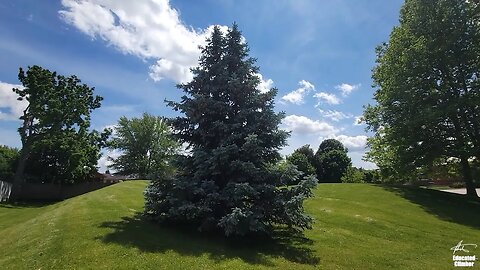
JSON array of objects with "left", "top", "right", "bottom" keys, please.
[
  {"left": 353, "top": 115, "right": 364, "bottom": 126},
  {"left": 282, "top": 115, "right": 337, "bottom": 135},
  {"left": 281, "top": 80, "right": 315, "bottom": 105},
  {"left": 313, "top": 92, "right": 340, "bottom": 105},
  {"left": 334, "top": 135, "right": 368, "bottom": 151},
  {"left": 0, "top": 81, "right": 27, "bottom": 121},
  {"left": 349, "top": 151, "right": 377, "bottom": 169},
  {"left": 101, "top": 124, "right": 119, "bottom": 137},
  {"left": 320, "top": 109, "right": 353, "bottom": 122},
  {"left": 102, "top": 124, "right": 118, "bottom": 130},
  {"left": 97, "top": 149, "right": 121, "bottom": 173},
  {"left": 336, "top": 83, "right": 360, "bottom": 97},
  {"left": 149, "top": 59, "right": 194, "bottom": 83},
  {"left": 59, "top": 0, "right": 227, "bottom": 83},
  {"left": 256, "top": 73, "right": 274, "bottom": 93}
]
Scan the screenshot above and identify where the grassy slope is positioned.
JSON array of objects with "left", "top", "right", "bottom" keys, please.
[{"left": 0, "top": 181, "right": 479, "bottom": 269}]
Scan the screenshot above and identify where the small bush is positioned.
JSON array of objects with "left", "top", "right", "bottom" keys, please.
[
  {"left": 341, "top": 167, "right": 365, "bottom": 183},
  {"left": 0, "top": 145, "right": 19, "bottom": 183}
]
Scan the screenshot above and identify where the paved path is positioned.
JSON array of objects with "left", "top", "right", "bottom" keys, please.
[{"left": 440, "top": 188, "right": 480, "bottom": 195}]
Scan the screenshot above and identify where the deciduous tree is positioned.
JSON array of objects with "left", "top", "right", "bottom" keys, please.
[
  {"left": 314, "top": 139, "right": 351, "bottom": 182},
  {"left": 341, "top": 167, "right": 365, "bottom": 183},
  {"left": 364, "top": 0, "right": 480, "bottom": 196},
  {"left": 108, "top": 113, "right": 179, "bottom": 179},
  {"left": 0, "top": 145, "right": 19, "bottom": 183},
  {"left": 286, "top": 146, "right": 316, "bottom": 179},
  {"left": 11, "top": 66, "right": 108, "bottom": 196}
]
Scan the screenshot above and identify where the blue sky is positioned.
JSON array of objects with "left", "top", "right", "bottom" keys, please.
[{"left": 0, "top": 0, "right": 404, "bottom": 171}]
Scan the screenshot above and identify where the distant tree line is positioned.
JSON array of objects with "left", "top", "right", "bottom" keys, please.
[{"left": 285, "top": 139, "right": 379, "bottom": 184}]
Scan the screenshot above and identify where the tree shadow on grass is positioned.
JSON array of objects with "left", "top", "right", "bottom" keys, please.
[
  {"left": 381, "top": 185, "right": 480, "bottom": 229},
  {"left": 96, "top": 213, "right": 320, "bottom": 267},
  {"left": 0, "top": 201, "right": 56, "bottom": 209}
]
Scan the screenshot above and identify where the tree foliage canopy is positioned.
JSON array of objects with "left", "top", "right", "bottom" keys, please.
[
  {"left": 364, "top": 0, "right": 480, "bottom": 196},
  {"left": 286, "top": 144, "right": 316, "bottom": 181},
  {"left": 315, "top": 139, "right": 347, "bottom": 155},
  {"left": 108, "top": 113, "right": 179, "bottom": 179},
  {"left": 0, "top": 145, "right": 19, "bottom": 183},
  {"left": 145, "top": 24, "right": 316, "bottom": 236},
  {"left": 12, "top": 66, "right": 108, "bottom": 189},
  {"left": 314, "top": 139, "right": 351, "bottom": 183},
  {"left": 293, "top": 144, "right": 315, "bottom": 165}
]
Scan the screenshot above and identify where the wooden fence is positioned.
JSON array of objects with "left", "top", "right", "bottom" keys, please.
[
  {"left": 0, "top": 180, "right": 12, "bottom": 202},
  {"left": 18, "top": 182, "right": 116, "bottom": 201},
  {"left": 0, "top": 181, "right": 117, "bottom": 202}
]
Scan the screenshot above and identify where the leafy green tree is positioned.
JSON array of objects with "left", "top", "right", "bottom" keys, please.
[
  {"left": 0, "top": 145, "right": 19, "bottom": 183},
  {"left": 317, "top": 150, "right": 352, "bottom": 183},
  {"left": 315, "top": 139, "right": 347, "bottom": 155},
  {"left": 364, "top": 0, "right": 480, "bottom": 196},
  {"left": 341, "top": 167, "right": 366, "bottom": 183},
  {"left": 314, "top": 139, "right": 351, "bottom": 182},
  {"left": 293, "top": 144, "right": 315, "bottom": 165},
  {"left": 108, "top": 113, "right": 179, "bottom": 179},
  {"left": 363, "top": 134, "right": 418, "bottom": 183},
  {"left": 22, "top": 130, "right": 107, "bottom": 184},
  {"left": 286, "top": 151, "right": 316, "bottom": 179},
  {"left": 11, "top": 66, "right": 108, "bottom": 196},
  {"left": 363, "top": 169, "right": 381, "bottom": 184},
  {"left": 145, "top": 24, "right": 316, "bottom": 236}
]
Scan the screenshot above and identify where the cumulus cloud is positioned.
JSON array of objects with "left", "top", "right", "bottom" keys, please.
[
  {"left": 353, "top": 115, "right": 364, "bottom": 126},
  {"left": 0, "top": 81, "right": 27, "bottom": 121},
  {"left": 149, "top": 59, "right": 194, "bottom": 83},
  {"left": 97, "top": 149, "right": 121, "bottom": 173},
  {"left": 282, "top": 115, "right": 337, "bottom": 135},
  {"left": 313, "top": 92, "right": 340, "bottom": 105},
  {"left": 59, "top": 0, "right": 227, "bottom": 83},
  {"left": 336, "top": 83, "right": 360, "bottom": 97},
  {"left": 101, "top": 124, "right": 119, "bottom": 137},
  {"left": 320, "top": 109, "right": 353, "bottom": 122},
  {"left": 256, "top": 73, "right": 274, "bottom": 93},
  {"left": 281, "top": 80, "right": 315, "bottom": 105},
  {"left": 334, "top": 135, "right": 368, "bottom": 151}
]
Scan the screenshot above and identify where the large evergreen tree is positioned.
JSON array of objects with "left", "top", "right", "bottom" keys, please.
[
  {"left": 364, "top": 0, "right": 480, "bottom": 196},
  {"left": 145, "top": 24, "right": 316, "bottom": 236}
]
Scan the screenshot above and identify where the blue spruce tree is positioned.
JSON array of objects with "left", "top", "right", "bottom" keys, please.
[{"left": 145, "top": 24, "right": 316, "bottom": 236}]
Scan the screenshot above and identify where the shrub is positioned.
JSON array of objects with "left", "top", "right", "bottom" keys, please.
[{"left": 0, "top": 145, "right": 19, "bottom": 182}]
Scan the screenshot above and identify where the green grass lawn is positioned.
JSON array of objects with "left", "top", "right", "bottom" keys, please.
[{"left": 1, "top": 181, "right": 479, "bottom": 269}]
